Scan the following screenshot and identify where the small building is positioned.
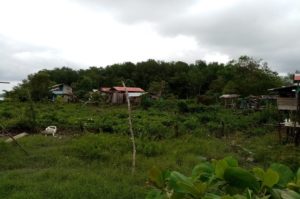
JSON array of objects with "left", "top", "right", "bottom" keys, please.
[
  {"left": 50, "top": 84, "right": 73, "bottom": 102},
  {"left": 219, "top": 94, "right": 240, "bottom": 108},
  {"left": 269, "top": 74, "right": 300, "bottom": 145},
  {"left": 268, "top": 85, "right": 298, "bottom": 111},
  {"left": 109, "top": 86, "right": 145, "bottom": 104}
]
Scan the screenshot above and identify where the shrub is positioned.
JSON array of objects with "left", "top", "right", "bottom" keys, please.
[
  {"left": 140, "top": 95, "right": 153, "bottom": 110},
  {"left": 177, "top": 101, "right": 189, "bottom": 113},
  {"left": 0, "top": 110, "right": 13, "bottom": 119},
  {"left": 145, "top": 121, "right": 171, "bottom": 140},
  {"left": 146, "top": 156, "right": 300, "bottom": 199},
  {"left": 137, "top": 141, "right": 163, "bottom": 157}
]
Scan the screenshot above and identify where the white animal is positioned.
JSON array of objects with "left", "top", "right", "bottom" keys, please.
[{"left": 42, "top": 126, "right": 57, "bottom": 137}]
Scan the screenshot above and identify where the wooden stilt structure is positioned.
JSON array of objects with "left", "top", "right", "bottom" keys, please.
[{"left": 270, "top": 74, "right": 300, "bottom": 145}]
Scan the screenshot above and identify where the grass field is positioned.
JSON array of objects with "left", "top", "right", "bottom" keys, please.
[{"left": 1, "top": 101, "right": 300, "bottom": 198}]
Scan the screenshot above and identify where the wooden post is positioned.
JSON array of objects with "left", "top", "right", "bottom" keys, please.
[
  {"left": 122, "top": 81, "right": 136, "bottom": 174},
  {"left": 296, "top": 82, "right": 300, "bottom": 146}
]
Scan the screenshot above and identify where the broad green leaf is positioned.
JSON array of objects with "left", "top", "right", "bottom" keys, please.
[
  {"left": 192, "top": 162, "right": 214, "bottom": 181},
  {"left": 169, "top": 171, "right": 203, "bottom": 197},
  {"left": 224, "top": 167, "right": 260, "bottom": 192},
  {"left": 148, "top": 166, "right": 165, "bottom": 189},
  {"left": 270, "top": 188, "right": 283, "bottom": 199},
  {"left": 270, "top": 163, "right": 294, "bottom": 187},
  {"left": 224, "top": 156, "right": 238, "bottom": 167},
  {"left": 253, "top": 167, "right": 265, "bottom": 181},
  {"left": 263, "top": 168, "right": 279, "bottom": 188},
  {"left": 276, "top": 189, "right": 300, "bottom": 199},
  {"left": 287, "top": 182, "right": 300, "bottom": 192},
  {"left": 215, "top": 160, "right": 229, "bottom": 179}
]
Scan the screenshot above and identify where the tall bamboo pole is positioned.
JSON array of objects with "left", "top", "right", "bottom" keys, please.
[{"left": 122, "top": 81, "right": 136, "bottom": 174}]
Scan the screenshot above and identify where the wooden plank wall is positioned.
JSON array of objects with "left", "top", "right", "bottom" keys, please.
[{"left": 277, "top": 97, "right": 297, "bottom": 110}]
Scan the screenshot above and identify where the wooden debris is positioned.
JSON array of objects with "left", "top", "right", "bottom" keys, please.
[{"left": 5, "top": 132, "right": 28, "bottom": 143}]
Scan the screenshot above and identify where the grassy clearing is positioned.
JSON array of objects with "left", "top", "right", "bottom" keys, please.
[
  {"left": 1, "top": 132, "right": 300, "bottom": 198},
  {"left": 0, "top": 134, "right": 228, "bottom": 198},
  {"left": 0, "top": 101, "right": 299, "bottom": 198}
]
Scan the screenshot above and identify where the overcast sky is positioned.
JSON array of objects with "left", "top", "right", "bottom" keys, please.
[{"left": 0, "top": 0, "right": 300, "bottom": 91}]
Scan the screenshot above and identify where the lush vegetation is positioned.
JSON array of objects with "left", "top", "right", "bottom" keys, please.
[
  {"left": 147, "top": 156, "right": 300, "bottom": 199},
  {"left": 1, "top": 100, "right": 300, "bottom": 198},
  {"left": 5, "top": 56, "right": 285, "bottom": 101},
  {"left": 1, "top": 57, "right": 298, "bottom": 198}
]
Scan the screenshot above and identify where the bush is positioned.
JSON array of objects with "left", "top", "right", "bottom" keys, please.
[
  {"left": 177, "top": 101, "right": 189, "bottom": 113},
  {"left": 0, "top": 110, "right": 13, "bottom": 119},
  {"left": 144, "top": 121, "right": 171, "bottom": 140},
  {"left": 137, "top": 141, "right": 164, "bottom": 157},
  {"left": 183, "top": 117, "right": 198, "bottom": 131},
  {"left": 140, "top": 95, "right": 153, "bottom": 110}
]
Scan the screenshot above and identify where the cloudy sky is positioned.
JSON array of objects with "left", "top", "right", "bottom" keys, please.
[{"left": 0, "top": 0, "right": 300, "bottom": 90}]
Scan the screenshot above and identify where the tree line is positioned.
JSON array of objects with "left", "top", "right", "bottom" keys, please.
[{"left": 6, "top": 56, "right": 286, "bottom": 101}]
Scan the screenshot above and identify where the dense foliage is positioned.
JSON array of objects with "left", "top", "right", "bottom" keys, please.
[
  {"left": 147, "top": 156, "right": 300, "bottom": 199},
  {"left": 1, "top": 101, "right": 300, "bottom": 198},
  {"left": 6, "top": 56, "right": 284, "bottom": 101},
  {"left": 0, "top": 100, "right": 280, "bottom": 138}
]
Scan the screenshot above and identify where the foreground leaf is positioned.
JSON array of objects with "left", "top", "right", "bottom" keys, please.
[
  {"left": 263, "top": 168, "right": 279, "bottom": 188},
  {"left": 270, "top": 163, "right": 294, "bottom": 187},
  {"left": 224, "top": 167, "right": 260, "bottom": 192}
]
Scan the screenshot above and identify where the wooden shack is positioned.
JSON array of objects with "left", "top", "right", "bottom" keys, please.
[
  {"left": 268, "top": 85, "right": 298, "bottom": 110},
  {"left": 50, "top": 84, "right": 73, "bottom": 102},
  {"left": 109, "top": 87, "right": 145, "bottom": 104},
  {"left": 219, "top": 94, "right": 240, "bottom": 109},
  {"left": 269, "top": 74, "right": 300, "bottom": 145}
]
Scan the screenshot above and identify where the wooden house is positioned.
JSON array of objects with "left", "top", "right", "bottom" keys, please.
[
  {"left": 268, "top": 85, "right": 298, "bottom": 111},
  {"left": 269, "top": 74, "right": 300, "bottom": 145},
  {"left": 50, "top": 84, "right": 73, "bottom": 102},
  {"left": 109, "top": 86, "right": 145, "bottom": 104}
]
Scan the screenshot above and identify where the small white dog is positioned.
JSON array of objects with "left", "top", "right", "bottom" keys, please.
[{"left": 42, "top": 126, "right": 57, "bottom": 137}]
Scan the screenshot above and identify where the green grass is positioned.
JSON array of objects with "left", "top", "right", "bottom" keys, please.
[
  {"left": 1, "top": 132, "right": 300, "bottom": 198},
  {"left": 0, "top": 134, "right": 229, "bottom": 198},
  {"left": 0, "top": 101, "right": 299, "bottom": 198}
]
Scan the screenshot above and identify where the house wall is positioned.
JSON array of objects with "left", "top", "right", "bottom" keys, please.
[
  {"left": 277, "top": 97, "right": 297, "bottom": 110},
  {"left": 63, "top": 85, "right": 73, "bottom": 95},
  {"left": 111, "top": 92, "right": 124, "bottom": 104}
]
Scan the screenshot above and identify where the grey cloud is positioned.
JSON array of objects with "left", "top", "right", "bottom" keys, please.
[
  {"left": 76, "top": 0, "right": 198, "bottom": 22},
  {"left": 77, "top": 0, "right": 300, "bottom": 73},
  {"left": 0, "top": 35, "right": 77, "bottom": 81},
  {"left": 1, "top": 0, "right": 299, "bottom": 84}
]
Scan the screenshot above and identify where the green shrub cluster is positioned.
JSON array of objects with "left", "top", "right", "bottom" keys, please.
[{"left": 147, "top": 156, "right": 300, "bottom": 199}]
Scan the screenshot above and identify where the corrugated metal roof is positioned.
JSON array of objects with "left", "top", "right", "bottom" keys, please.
[
  {"left": 268, "top": 85, "right": 297, "bottom": 92},
  {"left": 219, "top": 94, "right": 240, "bottom": 99},
  {"left": 111, "top": 87, "right": 144, "bottom": 92},
  {"left": 294, "top": 74, "right": 300, "bottom": 81},
  {"left": 128, "top": 92, "right": 147, "bottom": 97},
  {"left": 100, "top": 87, "right": 111, "bottom": 92}
]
